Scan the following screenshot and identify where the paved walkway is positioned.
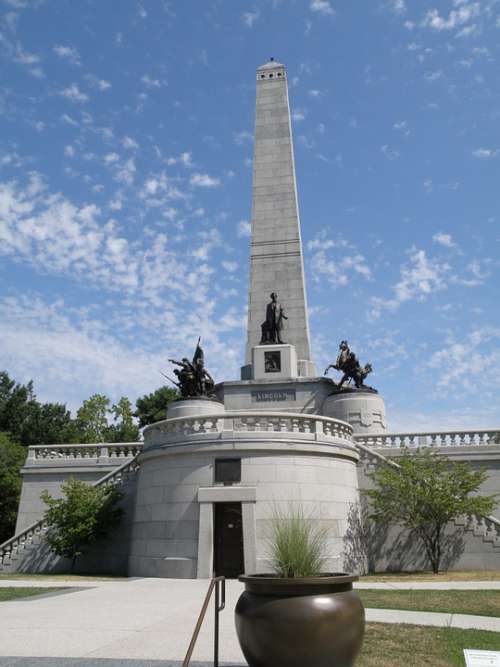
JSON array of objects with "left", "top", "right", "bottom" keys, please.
[{"left": 0, "top": 578, "right": 499, "bottom": 666}]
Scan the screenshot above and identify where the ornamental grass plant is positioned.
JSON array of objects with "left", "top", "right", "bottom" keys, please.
[{"left": 267, "top": 505, "right": 330, "bottom": 578}]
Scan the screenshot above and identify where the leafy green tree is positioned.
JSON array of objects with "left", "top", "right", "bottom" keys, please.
[
  {"left": 135, "top": 386, "right": 178, "bottom": 428},
  {"left": 364, "top": 449, "right": 497, "bottom": 574},
  {"left": 0, "top": 371, "right": 76, "bottom": 446},
  {"left": 17, "top": 402, "right": 76, "bottom": 447},
  {"left": 76, "top": 394, "right": 110, "bottom": 443},
  {"left": 41, "top": 478, "right": 124, "bottom": 572},
  {"left": 105, "top": 397, "right": 140, "bottom": 442},
  {"left": 0, "top": 432, "right": 26, "bottom": 544}
]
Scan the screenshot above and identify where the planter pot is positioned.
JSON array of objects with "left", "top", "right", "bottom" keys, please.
[{"left": 235, "top": 574, "right": 365, "bottom": 667}]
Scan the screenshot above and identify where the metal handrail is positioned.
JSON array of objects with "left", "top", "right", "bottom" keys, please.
[{"left": 183, "top": 576, "right": 226, "bottom": 667}]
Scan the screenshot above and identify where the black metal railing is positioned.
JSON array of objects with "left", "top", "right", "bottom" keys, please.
[{"left": 183, "top": 576, "right": 226, "bottom": 667}]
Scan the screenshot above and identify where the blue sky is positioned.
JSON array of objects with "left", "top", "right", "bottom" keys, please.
[{"left": 0, "top": 0, "right": 499, "bottom": 431}]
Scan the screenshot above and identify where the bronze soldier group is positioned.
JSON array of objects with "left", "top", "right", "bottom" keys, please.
[{"left": 168, "top": 340, "right": 215, "bottom": 398}]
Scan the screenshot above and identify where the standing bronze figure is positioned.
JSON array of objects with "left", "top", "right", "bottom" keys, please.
[
  {"left": 168, "top": 339, "right": 215, "bottom": 398},
  {"left": 324, "top": 340, "right": 373, "bottom": 389},
  {"left": 260, "top": 292, "right": 288, "bottom": 344}
]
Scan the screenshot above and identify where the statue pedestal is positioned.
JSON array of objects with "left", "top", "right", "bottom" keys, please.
[
  {"left": 252, "top": 344, "right": 298, "bottom": 380},
  {"left": 322, "top": 389, "right": 387, "bottom": 435},
  {"left": 166, "top": 397, "right": 225, "bottom": 420}
]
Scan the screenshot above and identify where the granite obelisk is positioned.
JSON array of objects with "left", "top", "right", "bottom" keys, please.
[{"left": 243, "top": 59, "right": 316, "bottom": 378}]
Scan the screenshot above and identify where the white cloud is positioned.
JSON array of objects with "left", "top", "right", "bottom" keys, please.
[
  {"left": 381, "top": 144, "right": 400, "bottom": 160},
  {"left": 370, "top": 249, "right": 450, "bottom": 318},
  {"left": 122, "top": 136, "right": 139, "bottom": 150},
  {"left": 292, "top": 109, "right": 306, "bottom": 122},
  {"left": 422, "top": 3, "right": 480, "bottom": 31},
  {"left": 58, "top": 83, "right": 88, "bottom": 103},
  {"left": 233, "top": 130, "right": 253, "bottom": 145},
  {"left": 85, "top": 74, "right": 111, "bottom": 91},
  {"left": 308, "top": 234, "right": 371, "bottom": 287},
  {"left": 386, "top": 0, "right": 406, "bottom": 13},
  {"left": 190, "top": 173, "right": 220, "bottom": 188},
  {"left": 238, "top": 220, "right": 251, "bottom": 237},
  {"left": 141, "top": 73, "right": 162, "bottom": 89},
  {"left": 242, "top": 10, "right": 260, "bottom": 27},
  {"left": 433, "top": 232, "right": 456, "bottom": 248},
  {"left": 426, "top": 327, "right": 500, "bottom": 389},
  {"left": 310, "top": 0, "right": 335, "bottom": 16},
  {"left": 222, "top": 260, "right": 238, "bottom": 272},
  {"left": 472, "top": 148, "right": 498, "bottom": 158},
  {"left": 424, "top": 70, "right": 443, "bottom": 82},
  {"left": 166, "top": 151, "right": 193, "bottom": 167},
  {"left": 53, "top": 44, "right": 81, "bottom": 66}
]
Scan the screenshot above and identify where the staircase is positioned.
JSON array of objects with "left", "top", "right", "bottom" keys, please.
[
  {"left": 0, "top": 455, "right": 140, "bottom": 574},
  {"left": 356, "top": 441, "right": 500, "bottom": 570}
]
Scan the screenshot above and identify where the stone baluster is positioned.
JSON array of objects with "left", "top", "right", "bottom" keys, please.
[
  {"left": 292, "top": 418, "right": 299, "bottom": 433},
  {"left": 303, "top": 419, "right": 312, "bottom": 434}
]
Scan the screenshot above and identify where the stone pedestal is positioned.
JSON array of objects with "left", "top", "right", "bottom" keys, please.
[
  {"left": 252, "top": 344, "right": 298, "bottom": 381},
  {"left": 322, "top": 390, "right": 387, "bottom": 435},
  {"left": 166, "top": 397, "right": 225, "bottom": 420}
]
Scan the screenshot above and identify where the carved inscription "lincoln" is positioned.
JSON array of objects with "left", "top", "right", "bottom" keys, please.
[{"left": 251, "top": 389, "right": 296, "bottom": 403}]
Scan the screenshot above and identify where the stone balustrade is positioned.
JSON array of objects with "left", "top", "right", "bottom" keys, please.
[
  {"left": 145, "top": 411, "right": 354, "bottom": 446},
  {"left": 26, "top": 442, "right": 143, "bottom": 465},
  {"left": 354, "top": 428, "right": 500, "bottom": 449}
]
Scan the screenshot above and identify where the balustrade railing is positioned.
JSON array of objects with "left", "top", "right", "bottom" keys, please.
[
  {"left": 146, "top": 411, "right": 354, "bottom": 443},
  {"left": 355, "top": 428, "right": 500, "bottom": 449},
  {"left": 26, "top": 442, "right": 143, "bottom": 464}
]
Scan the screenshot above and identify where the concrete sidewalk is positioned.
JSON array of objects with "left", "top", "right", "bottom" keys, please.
[{"left": 0, "top": 578, "right": 499, "bottom": 666}]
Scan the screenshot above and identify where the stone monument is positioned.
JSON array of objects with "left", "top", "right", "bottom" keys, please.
[
  {"left": 242, "top": 58, "right": 315, "bottom": 380},
  {"left": 127, "top": 59, "right": 388, "bottom": 579}
]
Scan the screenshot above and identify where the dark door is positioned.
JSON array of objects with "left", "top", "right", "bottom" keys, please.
[{"left": 214, "top": 502, "right": 244, "bottom": 578}]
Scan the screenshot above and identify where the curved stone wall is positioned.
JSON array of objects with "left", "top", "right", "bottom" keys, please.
[{"left": 128, "top": 411, "right": 360, "bottom": 578}]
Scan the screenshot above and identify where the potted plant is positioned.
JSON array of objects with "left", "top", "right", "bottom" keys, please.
[{"left": 235, "top": 506, "right": 365, "bottom": 667}]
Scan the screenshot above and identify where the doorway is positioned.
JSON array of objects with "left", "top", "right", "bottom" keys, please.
[{"left": 213, "top": 502, "right": 244, "bottom": 578}]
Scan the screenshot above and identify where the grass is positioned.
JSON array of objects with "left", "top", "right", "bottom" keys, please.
[
  {"left": 358, "top": 623, "right": 500, "bottom": 666},
  {"left": 359, "top": 589, "right": 500, "bottom": 617},
  {"left": 0, "top": 587, "right": 65, "bottom": 601},
  {"left": 360, "top": 570, "right": 500, "bottom": 582}
]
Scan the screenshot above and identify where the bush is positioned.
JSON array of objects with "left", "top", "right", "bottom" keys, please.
[{"left": 41, "top": 478, "right": 124, "bottom": 572}]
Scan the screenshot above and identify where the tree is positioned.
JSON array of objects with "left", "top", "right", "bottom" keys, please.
[
  {"left": 0, "top": 432, "right": 26, "bottom": 544},
  {"left": 364, "top": 449, "right": 497, "bottom": 574},
  {"left": 76, "top": 394, "right": 110, "bottom": 443},
  {"left": 17, "top": 402, "right": 76, "bottom": 447},
  {"left": 41, "top": 478, "right": 124, "bottom": 572},
  {"left": 135, "top": 386, "right": 178, "bottom": 428},
  {"left": 105, "top": 397, "right": 140, "bottom": 442},
  {"left": 0, "top": 371, "right": 76, "bottom": 446}
]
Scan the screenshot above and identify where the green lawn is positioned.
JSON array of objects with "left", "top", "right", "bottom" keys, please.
[
  {"left": 360, "top": 570, "right": 500, "bottom": 582},
  {"left": 0, "top": 587, "right": 66, "bottom": 601},
  {"left": 358, "top": 624, "right": 500, "bottom": 666},
  {"left": 359, "top": 589, "right": 500, "bottom": 618}
]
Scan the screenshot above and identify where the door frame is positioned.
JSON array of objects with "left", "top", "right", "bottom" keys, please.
[{"left": 197, "top": 486, "right": 257, "bottom": 579}]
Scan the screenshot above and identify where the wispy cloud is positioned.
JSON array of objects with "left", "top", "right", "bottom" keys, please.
[
  {"left": 190, "top": 173, "right": 221, "bottom": 188},
  {"left": 310, "top": 0, "right": 335, "bottom": 17},
  {"left": 53, "top": 44, "right": 81, "bottom": 66},
  {"left": 370, "top": 248, "right": 450, "bottom": 318},
  {"left": 242, "top": 10, "right": 260, "bottom": 27},
  {"left": 58, "top": 83, "right": 88, "bottom": 103}
]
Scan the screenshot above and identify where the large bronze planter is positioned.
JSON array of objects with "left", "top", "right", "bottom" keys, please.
[{"left": 235, "top": 574, "right": 365, "bottom": 667}]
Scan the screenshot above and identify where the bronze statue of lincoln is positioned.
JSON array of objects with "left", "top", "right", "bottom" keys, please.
[{"left": 260, "top": 292, "right": 288, "bottom": 344}]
